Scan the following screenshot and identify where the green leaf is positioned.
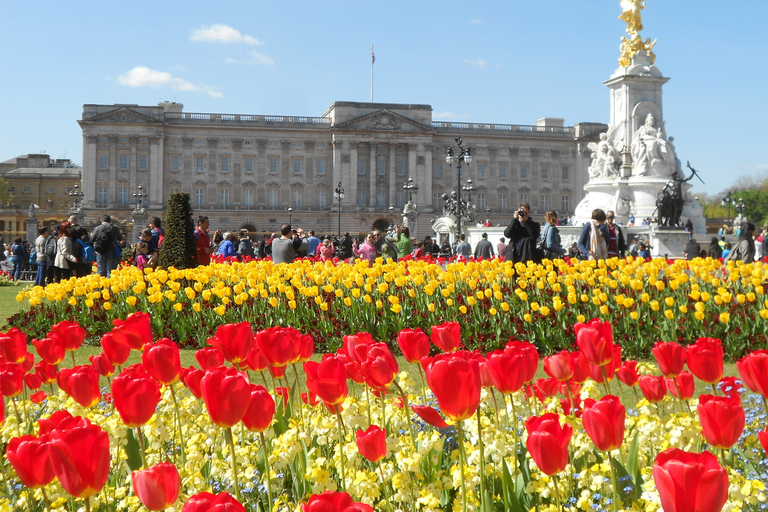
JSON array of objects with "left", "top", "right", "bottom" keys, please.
[
  {"left": 124, "top": 429, "right": 143, "bottom": 471},
  {"left": 501, "top": 460, "right": 524, "bottom": 512}
]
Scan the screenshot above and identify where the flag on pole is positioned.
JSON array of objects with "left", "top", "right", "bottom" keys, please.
[{"left": 371, "top": 45, "right": 375, "bottom": 64}]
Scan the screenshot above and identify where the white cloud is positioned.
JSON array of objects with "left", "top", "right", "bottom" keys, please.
[
  {"left": 117, "top": 66, "right": 222, "bottom": 98},
  {"left": 190, "top": 24, "right": 262, "bottom": 45},
  {"left": 469, "top": 19, "right": 484, "bottom": 24},
  {"left": 225, "top": 50, "right": 275, "bottom": 66},
  {"left": 463, "top": 58, "right": 486, "bottom": 68}
]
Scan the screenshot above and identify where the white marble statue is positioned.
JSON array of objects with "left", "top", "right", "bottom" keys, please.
[
  {"left": 588, "top": 132, "right": 621, "bottom": 178},
  {"left": 631, "top": 113, "right": 676, "bottom": 176}
]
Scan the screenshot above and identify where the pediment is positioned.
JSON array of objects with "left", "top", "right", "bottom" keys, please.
[
  {"left": 332, "top": 109, "right": 435, "bottom": 134},
  {"left": 83, "top": 107, "right": 162, "bottom": 125}
]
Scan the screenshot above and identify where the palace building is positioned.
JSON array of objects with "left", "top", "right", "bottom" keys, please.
[{"left": 78, "top": 100, "right": 604, "bottom": 236}]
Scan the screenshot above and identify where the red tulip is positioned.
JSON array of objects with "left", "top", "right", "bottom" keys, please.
[
  {"left": 582, "top": 395, "right": 626, "bottom": 452},
  {"left": 0, "top": 362, "right": 26, "bottom": 397},
  {"left": 242, "top": 344, "right": 269, "bottom": 372},
  {"left": 697, "top": 394, "right": 745, "bottom": 450},
  {"left": 100, "top": 332, "right": 131, "bottom": 366},
  {"left": 666, "top": 371, "right": 694, "bottom": 401},
  {"left": 616, "top": 360, "right": 640, "bottom": 387},
  {"left": 274, "top": 386, "right": 290, "bottom": 408},
  {"left": 182, "top": 492, "right": 245, "bottom": 512},
  {"left": 21, "top": 352, "right": 34, "bottom": 372},
  {"left": 57, "top": 365, "right": 101, "bottom": 408},
  {"left": 652, "top": 341, "right": 687, "bottom": 378},
  {"left": 574, "top": 319, "right": 614, "bottom": 366},
  {"left": 111, "top": 312, "right": 154, "bottom": 351},
  {"left": 411, "top": 405, "right": 450, "bottom": 428},
  {"left": 255, "top": 326, "right": 305, "bottom": 368},
  {"left": 424, "top": 352, "right": 480, "bottom": 422},
  {"left": 208, "top": 322, "right": 253, "bottom": 365},
  {"left": 736, "top": 350, "right": 768, "bottom": 399},
  {"left": 570, "top": 350, "right": 590, "bottom": 384},
  {"left": 38, "top": 410, "right": 90, "bottom": 436},
  {"left": 397, "top": 328, "right": 430, "bottom": 363},
  {"left": 360, "top": 343, "right": 399, "bottom": 392},
  {"left": 485, "top": 350, "right": 526, "bottom": 394},
  {"left": 89, "top": 354, "right": 115, "bottom": 378},
  {"left": 298, "top": 333, "right": 315, "bottom": 363},
  {"left": 339, "top": 332, "right": 377, "bottom": 364},
  {"left": 588, "top": 345, "right": 622, "bottom": 383},
  {"left": 304, "top": 355, "right": 349, "bottom": 406},
  {"left": 35, "top": 360, "right": 58, "bottom": 385},
  {"left": 32, "top": 337, "right": 66, "bottom": 366},
  {"left": 430, "top": 321, "right": 461, "bottom": 352},
  {"left": 241, "top": 384, "right": 275, "bottom": 433},
  {"left": 686, "top": 338, "right": 723, "bottom": 384},
  {"left": 652, "top": 448, "right": 728, "bottom": 512},
  {"left": 132, "top": 462, "right": 181, "bottom": 511},
  {"left": 47, "top": 422, "right": 111, "bottom": 499},
  {"left": 301, "top": 391, "right": 320, "bottom": 407},
  {"left": 638, "top": 375, "right": 666, "bottom": 403},
  {"left": 302, "top": 491, "right": 374, "bottom": 512},
  {"left": 6, "top": 434, "right": 55, "bottom": 488},
  {"left": 49, "top": 321, "right": 86, "bottom": 352},
  {"left": 25, "top": 372, "right": 42, "bottom": 391},
  {"left": 356, "top": 424, "right": 387, "bottom": 462},
  {"left": 0, "top": 328, "right": 28, "bottom": 364},
  {"left": 112, "top": 364, "right": 162, "bottom": 427},
  {"left": 717, "top": 376, "right": 744, "bottom": 398},
  {"left": 525, "top": 413, "right": 572, "bottom": 476},
  {"left": 758, "top": 427, "right": 768, "bottom": 457},
  {"left": 194, "top": 347, "right": 224, "bottom": 370},
  {"left": 30, "top": 391, "right": 47, "bottom": 404},
  {"left": 181, "top": 367, "right": 204, "bottom": 399},
  {"left": 200, "top": 366, "right": 251, "bottom": 428},
  {"left": 534, "top": 377, "right": 562, "bottom": 398},
  {"left": 543, "top": 350, "right": 574, "bottom": 381},
  {"left": 503, "top": 340, "right": 539, "bottom": 383},
  {"left": 142, "top": 338, "right": 181, "bottom": 385}
]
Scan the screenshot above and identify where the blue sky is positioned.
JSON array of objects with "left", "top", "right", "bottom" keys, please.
[{"left": 1, "top": 1, "right": 766, "bottom": 197}]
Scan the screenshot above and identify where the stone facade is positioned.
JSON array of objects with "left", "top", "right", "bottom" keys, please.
[
  {"left": 78, "top": 101, "right": 604, "bottom": 236},
  {"left": 0, "top": 154, "right": 81, "bottom": 244}
]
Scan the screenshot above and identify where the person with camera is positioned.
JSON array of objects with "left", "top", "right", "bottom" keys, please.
[
  {"left": 504, "top": 202, "right": 541, "bottom": 263},
  {"left": 272, "top": 224, "right": 309, "bottom": 264}
]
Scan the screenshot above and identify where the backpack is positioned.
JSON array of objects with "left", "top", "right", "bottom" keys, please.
[
  {"left": 29, "top": 249, "right": 37, "bottom": 264},
  {"left": 93, "top": 227, "right": 112, "bottom": 255},
  {"left": 45, "top": 236, "right": 57, "bottom": 259},
  {"left": 77, "top": 239, "right": 95, "bottom": 264},
  {"left": 238, "top": 239, "right": 254, "bottom": 258}
]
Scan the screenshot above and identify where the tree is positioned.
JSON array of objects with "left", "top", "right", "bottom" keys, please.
[
  {"left": 0, "top": 177, "right": 9, "bottom": 205},
  {"left": 156, "top": 193, "right": 198, "bottom": 269}
]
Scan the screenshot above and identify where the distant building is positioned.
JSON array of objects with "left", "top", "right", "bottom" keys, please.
[
  {"left": 78, "top": 101, "right": 604, "bottom": 235},
  {"left": 0, "top": 154, "right": 81, "bottom": 244}
]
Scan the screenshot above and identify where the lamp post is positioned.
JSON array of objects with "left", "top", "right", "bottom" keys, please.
[
  {"left": 288, "top": 206, "right": 293, "bottom": 226},
  {"left": 132, "top": 185, "right": 147, "bottom": 214},
  {"left": 736, "top": 198, "right": 746, "bottom": 218},
  {"left": 445, "top": 137, "right": 472, "bottom": 237},
  {"left": 403, "top": 176, "right": 418, "bottom": 202},
  {"left": 721, "top": 194, "right": 734, "bottom": 231},
  {"left": 334, "top": 182, "right": 344, "bottom": 238},
  {"left": 68, "top": 184, "right": 84, "bottom": 213},
  {"left": 389, "top": 205, "right": 394, "bottom": 225}
]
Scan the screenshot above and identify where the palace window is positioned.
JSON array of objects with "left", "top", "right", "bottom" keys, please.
[
  {"left": 244, "top": 189, "right": 254, "bottom": 206},
  {"left": 220, "top": 189, "right": 230, "bottom": 206},
  {"left": 194, "top": 188, "right": 205, "bottom": 206},
  {"left": 196, "top": 156, "right": 205, "bottom": 172},
  {"left": 220, "top": 157, "right": 230, "bottom": 173},
  {"left": 97, "top": 186, "right": 108, "bottom": 204},
  {"left": 317, "top": 159, "right": 326, "bottom": 175},
  {"left": 170, "top": 156, "right": 179, "bottom": 172},
  {"left": 245, "top": 157, "right": 254, "bottom": 174},
  {"left": 269, "top": 158, "right": 279, "bottom": 174},
  {"left": 138, "top": 154, "right": 148, "bottom": 170},
  {"left": 396, "top": 161, "right": 405, "bottom": 176},
  {"left": 358, "top": 160, "right": 366, "bottom": 175},
  {"left": 99, "top": 154, "right": 109, "bottom": 170},
  {"left": 118, "top": 187, "right": 128, "bottom": 204},
  {"left": 317, "top": 190, "right": 326, "bottom": 207},
  {"left": 119, "top": 153, "right": 128, "bottom": 170},
  {"left": 499, "top": 164, "right": 507, "bottom": 179},
  {"left": 268, "top": 189, "right": 278, "bottom": 206}
]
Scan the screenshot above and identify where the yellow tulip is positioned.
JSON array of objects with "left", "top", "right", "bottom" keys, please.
[
  {"left": 126, "top": 296, "right": 138, "bottom": 306},
  {"left": 193, "top": 303, "right": 201, "bottom": 312},
  {"left": 540, "top": 306, "right": 550, "bottom": 317},
  {"left": 376, "top": 300, "right": 383, "bottom": 309},
  {"left": 428, "top": 303, "right": 436, "bottom": 313},
  {"left": 489, "top": 307, "right": 497, "bottom": 316},
  {"left": 103, "top": 302, "right": 112, "bottom": 310},
  {"left": 664, "top": 310, "right": 674, "bottom": 320},
  {"left": 694, "top": 310, "right": 705, "bottom": 321},
  {"left": 214, "top": 305, "right": 226, "bottom": 315},
  {"left": 173, "top": 303, "right": 183, "bottom": 312},
  {"left": 576, "top": 314, "right": 585, "bottom": 323}
]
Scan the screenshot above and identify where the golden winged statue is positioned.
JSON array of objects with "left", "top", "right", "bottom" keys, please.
[
  {"left": 619, "top": 0, "right": 645, "bottom": 36},
  {"left": 618, "top": 0, "right": 656, "bottom": 67}
]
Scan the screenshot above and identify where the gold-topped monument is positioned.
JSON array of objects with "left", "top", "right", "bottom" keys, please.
[{"left": 618, "top": 0, "right": 657, "bottom": 67}]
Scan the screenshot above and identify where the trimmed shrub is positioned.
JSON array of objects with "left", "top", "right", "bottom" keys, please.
[{"left": 156, "top": 193, "right": 198, "bottom": 269}]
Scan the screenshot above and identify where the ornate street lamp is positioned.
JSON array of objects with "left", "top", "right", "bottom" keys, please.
[
  {"left": 388, "top": 205, "right": 394, "bottom": 224},
  {"left": 445, "top": 137, "right": 472, "bottom": 236},
  {"left": 68, "top": 184, "right": 84, "bottom": 213},
  {"left": 334, "top": 182, "right": 344, "bottom": 238},
  {"left": 403, "top": 176, "right": 418, "bottom": 203},
  {"left": 736, "top": 198, "right": 746, "bottom": 218},
  {"left": 288, "top": 206, "right": 293, "bottom": 226},
  {"left": 132, "top": 185, "right": 147, "bottom": 214},
  {"left": 721, "top": 194, "right": 735, "bottom": 231}
]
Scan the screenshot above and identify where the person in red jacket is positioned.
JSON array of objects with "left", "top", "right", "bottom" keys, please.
[{"left": 195, "top": 216, "right": 217, "bottom": 265}]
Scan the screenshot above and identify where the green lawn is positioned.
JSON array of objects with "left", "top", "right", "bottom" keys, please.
[{"left": 0, "top": 284, "right": 25, "bottom": 329}]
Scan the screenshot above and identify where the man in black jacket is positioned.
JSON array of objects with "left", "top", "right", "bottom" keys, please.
[
  {"left": 605, "top": 210, "right": 627, "bottom": 258},
  {"left": 504, "top": 202, "right": 540, "bottom": 263},
  {"left": 90, "top": 215, "right": 123, "bottom": 277}
]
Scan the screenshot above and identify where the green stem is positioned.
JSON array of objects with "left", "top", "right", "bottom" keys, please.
[
  {"left": 608, "top": 454, "right": 620, "bottom": 512},
  {"left": 476, "top": 408, "right": 487, "bottom": 510},
  {"left": 417, "top": 364, "right": 429, "bottom": 403},
  {"left": 489, "top": 388, "right": 501, "bottom": 431},
  {"left": 11, "top": 398, "right": 22, "bottom": 428},
  {"left": 564, "top": 380, "right": 575, "bottom": 415},
  {"left": 41, "top": 487, "right": 51, "bottom": 512},
  {"left": 70, "top": 351, "right": 77, "bottom": 367},
  {"left": 600, "top": 365, "right": 612, "bottom": 396},
  {"left": 379, "top": 393, "right": 387, "bottom": 429},
  {"left": 456, "top": 421, "right": 468, "bottom": 512},
  {"left": 334, "top": 410, "right": 347, "bottom": 492},
  {"left": 671, "top": 379, "right": 686, "bottom": 414},
  {"left": 552, "top": 473, "right": 563, "bottom": 510},
  {"left": 225, "top": 427, "right": 242, "bottom": 503},
  {"left": 392, "top": 381, "right": 417, "bottom": 448},
  {"left": 291, "top": 363, "right": 304, "bottom": 423},
  {"left": 377, "top": 461, "right": 394, "bottom": 512},
  {"left": 259, "top": 432, "right": 274, "bottom": 511},
  {"left": 136, "top": 427, "right": 147, "bottom": 469},
  {"left": 84, "top": 496, "right": 91, "bottom": 512},
  {"left": 169, "top": 383, "right": 186, "bottom": 467},
  {"left": 509, "top": 394, "right": 519, "bottom": 476},
  {"left": 364, "top": 385, "right": 373, "bottom": 425}
]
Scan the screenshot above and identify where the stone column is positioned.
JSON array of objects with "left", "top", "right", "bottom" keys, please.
[
  {"left": 149, "top": 136, "right": 163, "bottom": 206},
  {"left": 347, "top": 140, "right": 358, "bottom": 211},
  {"left": 82, "top": 135, "right": 98, "bottom": 208},
  {"left": 423, "top": 142, "right": 433, "bottom": 213},
  {"left": 388, "top": 143, "right": 396, "bottom": 207},
  {"left": 108, "top": 135, "right": 118, "bottom": 204},
  {"left": 25, "top": 217, "right": 38, "bottom": 245},
  {"left": 131, "top": 210, "right": 148, "bottom": 246},
  {"left": 368, "top": 142, "right": 377, "bottom": 206}
]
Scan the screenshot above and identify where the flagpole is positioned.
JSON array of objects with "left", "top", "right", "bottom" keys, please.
[{"left": 371, "top": 45, "right": 374, "bottom": 102}]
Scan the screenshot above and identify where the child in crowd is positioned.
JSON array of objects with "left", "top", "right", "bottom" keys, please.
[{"left": 136, "top": 242, "right": 152, "bottom": 271}]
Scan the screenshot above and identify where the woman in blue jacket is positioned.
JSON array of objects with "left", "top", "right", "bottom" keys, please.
[
  {"left": 577, "top": 209, "right": 610, "bottom": 260},
  {"left": 217, "top": 232, "right": 239, "bottom": 258}
]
